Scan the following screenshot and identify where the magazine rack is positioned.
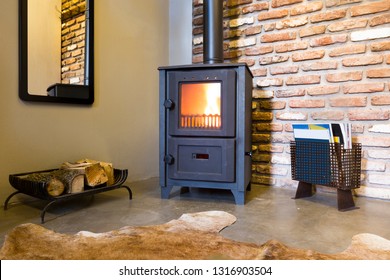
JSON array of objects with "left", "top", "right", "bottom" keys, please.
[{"left": 290, "top": 141, "right": 362, "bottom": 211}]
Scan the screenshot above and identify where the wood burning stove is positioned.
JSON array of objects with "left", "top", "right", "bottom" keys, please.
[{"left": 158, "top": 0, "right": 253, "bottom": 204}]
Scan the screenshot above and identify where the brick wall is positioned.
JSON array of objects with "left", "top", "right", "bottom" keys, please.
[
  {"left": 61, "top": 0, "right": 86, "bottom": 85},
  {"left": 192, "top": 0, "right": 390, "bottom": 199}
]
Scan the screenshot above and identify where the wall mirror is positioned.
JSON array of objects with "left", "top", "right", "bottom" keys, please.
[{"left": 19, "top": 0, "right": 94, "bottom": 104}]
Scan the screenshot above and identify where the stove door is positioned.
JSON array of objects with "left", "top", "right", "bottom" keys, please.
[
  {"left": 166, "top": 69, "right": 236, "bottom": 137},
  {"left": 166, "top": 138, "right": 235, "bottom": 182}
]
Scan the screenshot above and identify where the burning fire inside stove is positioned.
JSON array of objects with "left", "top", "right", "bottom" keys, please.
[{"left": 179, "top": 82, "right": 221, "bottom": 129}]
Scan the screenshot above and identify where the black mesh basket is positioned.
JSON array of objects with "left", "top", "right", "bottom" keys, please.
[{"left": 291, "top": 141, "right": 362, "bottom": 190}]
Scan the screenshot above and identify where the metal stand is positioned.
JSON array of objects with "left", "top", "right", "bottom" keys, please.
[
  {"left": 5, "top": 169, "right": 131, "bottom": 223},
  {"left": 4, "top": 185, "right": 132, "bottom": 224},
  {"left": 293, "top": 181, "right": 358, "bottom": 211}
]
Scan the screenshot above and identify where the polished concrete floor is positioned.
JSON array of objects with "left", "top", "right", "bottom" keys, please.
[{"left": 1, "top": 177, "right": 390, "bottom": 255}]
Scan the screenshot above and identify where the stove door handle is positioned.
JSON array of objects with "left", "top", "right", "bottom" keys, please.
[
  {"left": 164, "top": 154, "right": 175, "bottom": 165},
  {"left": 164, "top": 99, "right": 175, "bottom": 110}
]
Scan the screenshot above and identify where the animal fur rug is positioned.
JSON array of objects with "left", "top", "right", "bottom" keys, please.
[{"left": 1, "top": 211, "right": 389, "bottom": 260}]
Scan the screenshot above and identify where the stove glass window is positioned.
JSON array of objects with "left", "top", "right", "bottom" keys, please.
[{"left": 179, "top": 82, "right": 221, "bottom": 129}]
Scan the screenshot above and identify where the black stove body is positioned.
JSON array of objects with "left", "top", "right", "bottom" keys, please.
[
  {"left": 159, "top": 63, "right": 252, "bottom": 204},
  {"left": 158, "top": 0, "right": 253, "bottom": 204}
]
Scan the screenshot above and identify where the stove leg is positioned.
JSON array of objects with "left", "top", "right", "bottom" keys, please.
[
  {"left": 231, "top": 190, "right": 245, "bottom": 205},
  {"left": 180, "top": 187, "right": 190, "bottom": 194},
  {"left": 246, "top": 182, "right": 251, "bottom": 191},
  {"left": 161, "top": 185, "right": 173, "bottom": 199}
]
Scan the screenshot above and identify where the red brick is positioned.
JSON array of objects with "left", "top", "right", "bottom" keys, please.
[
  {"left": 192, "top": 56, "right": 203, "bottom": 64},
  {"left": 372, "top": 95, "right": 390, "bottom": 105},
  {"left": 251, "top": 68, "right": 268, "bottom": 77},
  {"left": 272, "top": 0, "right": 303, "bottom": 8},
  {"left": 226, "top": 0, "right": 253, "bottom": 7},
  {"left": 245, "top": 46, "right": 273, "bottom": 56},
  {"left": 343, "top": 83, "right": 385, "bottom": 94},
  {"left": 306, "top": 85, "right": 340, "bottom": 96},
  {"left": 371, "top": 41, "right": 390, "bottom": 52},
  {"left": 258, "top": 9, "right": 289, "bottom": 21},
  {"left": 264, "top": 23, "right": 276, "bottom": 32},
  {"left": 291, "top": 1, "right": 323, "bottom": 16},
  {"left": 367, "top": 68, "right": 390, "bottom": 78},
  {"left": 193, "top": 5, "right": 203, "bottom": 16},
  {"left": 325, "top": 0, "right": 363, "bottom": 8},
  {"left": 342, "top": 55, "right": 383, "bottom": 67},
  {"left": 387, "top": 55, "right": 390, "bottom": 64},
  {"left": 292, "top": 50, "right": 325, "bottom": 61},
  {"left": 252, "top": 89, "right": 274, "bottom": 98},
  {"left": 276, "top": 16, "right": 308, "bottom": 30},
  {"left": 276, "top": 111, "right": 308, "bottom": 120},
  {"left": 224, "top": 29, "right": 243, "bottom": 39},
  {"left": 355, "top": 136, "right": 390, "bottom": 147},
  {"left": 257, "top": 78, "right": 284, "bottom": 87},
  {"left": 252, "top": 112, "right": 274, "bottom": 121},
  {"left": 224, "top": 8, "right": 241, "bottom": 18},
  {"left": 301, "top": 61, "right": 338, "bottom": 71},
  {"left": 286, "top": 75, "right": 321, "bottom": 85},
  {"left": 237, "top": 57, "right": 255, "bottom": 66},
  {"left": 310, "top": 34, "right": 348, "bottom": 47},
  {"left": 224, "top": 50, "right": 242, "bottom": 59},
  {"left": 259, "top": 55, "right": 289, "bottom": 65},
  {"left": 193, "top": 27, "right": 203, "bottom": 36},
  {"left": 245, "top": 25, "right": 262, "bottom": 36},
  {"left": 193, "top": 17, "right": 203, "bottom": 26},
  {"left": 348, "top": 109, "right": 389, "bottom": 121},
  {"left": 329, "top": 96, "right": 367, "bottom": 107},
  {"left": 329, "top": 44, "right": 366, "bottom": 57},
  {"left": 260, "top": 31, "right": 296, "bottom": 43},
  {"left": 310, "top": 9, "right": 347, "bottom": 23},
  {"left": 328, "top": 18, "right": 368, "bottom": 32},
  {"left": 311, "top": 110, "right": 345, "bottom": 121},
  {"left": 270, "top": 65, "right": 299, "bottom": 75},
  {"left": 289, "top": 99, "right": 325, "bottom": 108},
  {"left": 275, "top": 41, "right": 308, "bottom": 53},
  {"left": 299, "top": 25, "right": 327, "bottom": 37},
  {"left": 193, "top": 0, "right": 203, "bottom": 7},
  {"left": 350, "top": 1, "right": 390, "bottom": 17},
  {"left": 258, "top": 101, "right": 287, "bottom": 110},
  {"left": 370, "top": 13, "right": 390, "bottom": 26},
  {"left": 326, "top": 71, "right": 363, "bottom": 82},
  {"left": 275, "top": 89, "right": 306, "bottom": 98},
  {"left": 242, "top": 2, "right": 269, "bottom": 14}
]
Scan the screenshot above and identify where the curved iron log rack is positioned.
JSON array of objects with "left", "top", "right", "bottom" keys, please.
[{"left": 4, "top": 168, "right": 131, "bottom": 223}]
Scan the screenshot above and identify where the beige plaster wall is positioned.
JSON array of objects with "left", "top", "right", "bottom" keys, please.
[{"left": 0, "top": 0, "right": 169, "bottom": 200}]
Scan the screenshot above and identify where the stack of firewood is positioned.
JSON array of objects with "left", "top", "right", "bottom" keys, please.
[{"left": 24, "top": 159, "right": 114, "bottom": 197}]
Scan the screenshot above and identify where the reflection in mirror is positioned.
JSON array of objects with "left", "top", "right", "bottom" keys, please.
[{"left": 19, "top": 0, "right": 94, "bottom": 104}]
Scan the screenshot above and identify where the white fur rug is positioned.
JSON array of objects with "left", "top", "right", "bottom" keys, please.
[{"left": 1, "top": 211, "right": 389, "bottom": 260}]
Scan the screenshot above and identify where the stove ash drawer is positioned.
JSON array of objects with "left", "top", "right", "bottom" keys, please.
[{"left": 166, "top": 138, "right": 235, "bottom": 182}]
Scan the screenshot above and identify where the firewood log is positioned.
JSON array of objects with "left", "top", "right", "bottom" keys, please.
[
  {"left": 61, "top": 159, "right": 114, "bottom": 187},
  {"left": 84, "top": 163, "right": 108, "bottom": 187},
  {"left": 75, "top": 159, "right": 114, "bottom": 186},
  {"left": 25, "top": 172, "right": 65, "bottom": 197},
  {"left": 25, "top": 169, "right": 86, "bottom": 196},
  {"left": 52, "top": 169, "right": 85, "bottom": 193}
]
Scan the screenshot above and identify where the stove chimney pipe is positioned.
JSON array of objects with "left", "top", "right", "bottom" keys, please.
[{"left": 203, "top": 0, "right": 224, "bottom": 64}]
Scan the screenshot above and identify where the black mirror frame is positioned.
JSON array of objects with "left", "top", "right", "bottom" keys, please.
[{"left": 19, "top": 0, "right": 94, "bottom": 104}]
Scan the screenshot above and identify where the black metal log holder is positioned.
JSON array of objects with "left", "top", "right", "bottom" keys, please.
[
  {"left": 4, "top": 169, "right": 132, "bottom": 223},
  {"left": 290, "top": 141, "right": 362, "bottom": 211}
]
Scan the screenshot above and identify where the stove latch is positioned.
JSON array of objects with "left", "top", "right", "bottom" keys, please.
[
  {"left": 164, "top": 154, "right": 175, "bottom": 165},
  {"left": 164, "top": 99, "right": 175, "bottom": 110}
]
